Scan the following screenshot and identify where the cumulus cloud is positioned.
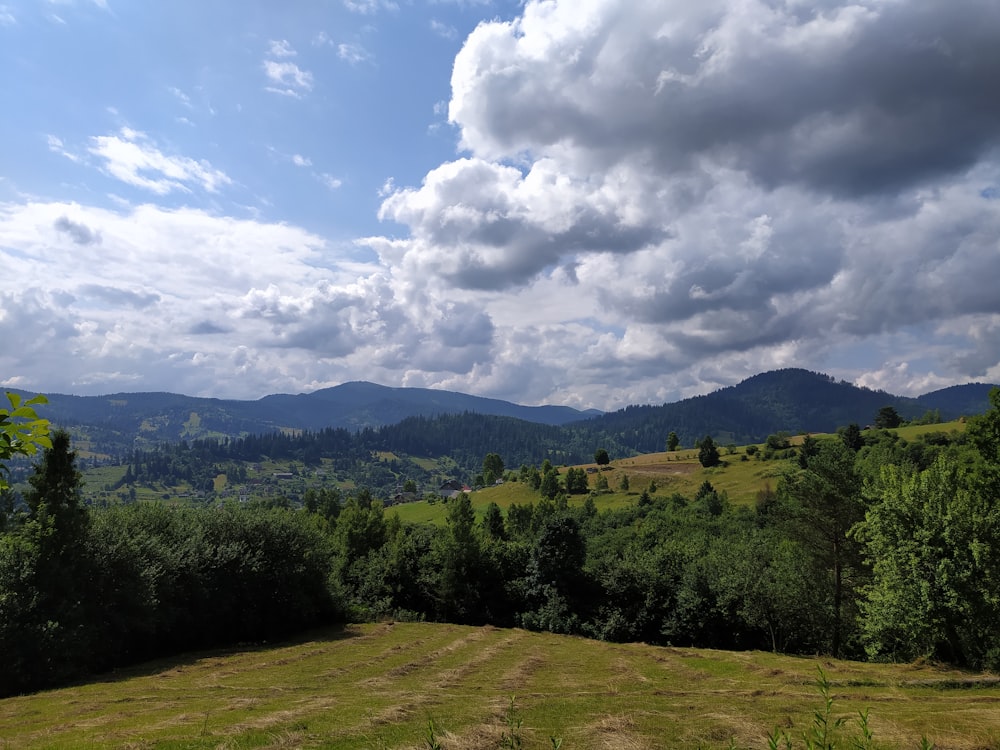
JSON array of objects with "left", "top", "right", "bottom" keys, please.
[
  {"left": 357, "top": 0, "right": 1000, "bottom": 405},
  {"left": 0, "top": 201, "right": 501, "bottom": 400},
  {"left": 449, "top": 0, "right": 1000, "bottom": 195},
  {"left": 87, "top": 127, "right": 231, "bottom": 194},
  {"left": 6, "top": 0, "right": 1000, "bottom": 409}
]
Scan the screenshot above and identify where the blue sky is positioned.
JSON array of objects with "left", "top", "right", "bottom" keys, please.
[{"left": 1, "top": 0, "right": 999, "bottom": 410}]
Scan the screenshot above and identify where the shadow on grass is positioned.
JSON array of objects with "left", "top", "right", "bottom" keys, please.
[{"left": 58, "top": 622, "right": 362, "bottom": 693}]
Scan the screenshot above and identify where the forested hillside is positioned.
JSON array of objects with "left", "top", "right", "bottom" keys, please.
[{"left": 13, "top": 369, "right": 995, "bottom": 467}]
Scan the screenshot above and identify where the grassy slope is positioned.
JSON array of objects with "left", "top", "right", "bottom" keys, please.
[
  {"left": 390, "top": 422, "right": 969, "bottom": 525},
  {"left": 1, "top": 622, "right": 997, "bottom": 749}
]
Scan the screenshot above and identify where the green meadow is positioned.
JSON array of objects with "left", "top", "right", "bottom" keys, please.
[
  {"left": 1, "top": 621, "right": 998, "bottom": 749},
  {"left": 389, "top": 421, "right": 969, "bottom": 525}
]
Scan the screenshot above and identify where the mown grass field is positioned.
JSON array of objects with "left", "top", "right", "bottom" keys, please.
[{"left": 1, "top": 621, "right": 997, "bottom": 749}]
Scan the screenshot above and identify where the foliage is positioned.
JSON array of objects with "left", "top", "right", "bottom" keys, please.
[
  {"left": 874, "top": 405, "right": 903, "bottom": 429},
  {"left": 698, "top": 435, "right": 721, "bottom": 468},
  {"left": 483, "top": 452, "right": 505, "bottom": 485},
  {"left": 854, "top": 456, "right": 1000, "bottom": 669},
  {"left": 2, "top": 451, "right": 339, "bottom": 698},
  {"left": 5, "top": 395, "right": 1000, "bottom": 697},
  {"left": 0, "top": 392, "right": 50, "bottom": 491},
  {"left": 594, "top": 447, "right": 610, "bottom": 465},
  {"left": 777, "top": 441, "right": 863, "bottom": 656},
  {"left": 666, "top": 430, "right": 680, "bottom": 452}
]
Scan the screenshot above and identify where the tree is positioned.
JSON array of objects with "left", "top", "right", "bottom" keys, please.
[
  {"left": 483, "top": 453, "right": 505, "bottom": 485},
  {"left": 839, "top": 423, "right": 863, "bottom": 453},
  {"left": 8, "top": 430, "right": 91, "bottom": 690},
  {"left": 854, "top": 457, "right": 1000, "bottom": 669},
  {"left": 698, "top": 436, "right": 721, "bottom": 468},
  {"left": 482, "top": 501, "right": 506, "bottom": 541},
  {"left": 565, "top": 467, "right": 589, "bottom": 494},
  {"left": 777, "top": 441, "right": 863, "bottom": 656},
  {"left": 874, "top": 406, "right": 902, "bottom": 429},
  {"left": 24, "top": 430, "right": 88, "bottom": 556},
  {"left": 436, "top": 493, "right": 484, "bottom": 622},
  {"left": 618, "top": 473, "right": 629, "bottom": 491},
  {"left": 0, "top": 392, "right": 50, "bottom": 492},
  {"left": 540, "top": 468, "right": 561, "bottom": 499},
  {"left": 594, "top": 448, "right": 610, "bottom": 466},
  {"left": 666, "top": 431, "right": 680, "bottom": 452}
]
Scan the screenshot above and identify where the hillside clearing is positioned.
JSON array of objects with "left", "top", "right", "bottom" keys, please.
[{"left": 1, "top": 622, "right": 998, "bottom": 749}]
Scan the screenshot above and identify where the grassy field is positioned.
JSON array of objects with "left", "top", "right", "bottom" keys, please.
[
  {"left": 389, "top": 421, "right": 970, "bottom": 525},
  {"left": 1, "top": 621, "right": 998, "bottom": 749}
]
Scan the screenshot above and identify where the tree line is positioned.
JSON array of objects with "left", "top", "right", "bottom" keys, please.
[{"left": 1, "top": 390, "right": 999, "bottom": 697}]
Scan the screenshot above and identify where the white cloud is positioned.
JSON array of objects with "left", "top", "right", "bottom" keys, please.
[
  {"left": 0, "top": 6, "right": 15, "bottom": 25},
  {"left": 168, "top": 86, "right": 193, "bottom": 109},
  {"left": 430, "top": 19, "right": 457, "bottom": 39},
  {"left": 263, "top": 59, "right": 314, "bottom": 97},
  {"left": 86, "top": 127, "right": 231, "bottom": 195},
  {"left": 337, "top": 42, "right": 372, "bottom": 65},
  {"left": 355, "top": 0, "right": 1000, "bottom": 406},
  {"left": 343, "top": 0, "right": 397, "bottom": 14},
  {"left": 268, "top": 39, "right": 297, "bottom": 58},
  {"left": 47, "top": 134, "right": 80, "bottom": 162},
  {"left": 317, "top": 173, "right": 343, "bottom": 190},
  {"left": 7, "top": 0, "right": 1000, "bottom": 410}
]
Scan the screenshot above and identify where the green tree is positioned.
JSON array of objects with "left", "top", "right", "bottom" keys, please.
[
  {"left": 618, "top": 473, "right": 629, "bottom": 491},
  {"left": 0, "top": 392, "right": 51, "bottom": 492},
  {"left": 522, "top": 516, "right": 589, "bottom": 634},
  {"left": 24, "top": 429, "right": 89, "bottom": 551},
  {"left": 777, "top": 441, "right": 863, "bottom": 656},
  {"left": 565, "top": 467, "right": 589, "bottom": 494},
  {"left": 483, "top": 453, "right": 505, "bottom": 485},
  {"left": 874, "top": 406, "right": 902, "bottom": 429},
  {"left": 967, "top": 387, "right": 1000, "bottom": 465},
  {"left": 855, "top": 390, "right": 1000, "bottom": 669},
  {"left": 482, "top": 501, "right": 506, "bottom": 540},
  {"left": 854, "top": 457, "right": 1000, "bottom": 669},
  {"left": 698, "top": 436, "right": 721, "bottom": 468},
  {"left": 540, "top": 468, "right": 561, "bottom": 499},
  {"left": 666, "top": 431, "right": 680, "bottom": 452},
  {"left": 1, "top": 430, "right": 91, "bottom": 692},
  {"left": 594, "top": 448, "right": 610, "bottom": 466},
  {"left": 435, "top": 494, "right": 484, "bottom": 622},
  {"left": 839, "top": 423, "right": 863, "bottom": 453}
]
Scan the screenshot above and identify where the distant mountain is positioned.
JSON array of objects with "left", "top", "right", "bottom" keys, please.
[
  {"left": 5, "top": 382, "right": 600, "bottom": 455},
  {"left": 253, "top": 381, "right": 602, "bottom": 431},
  {"left": 6, "top": 369, "right": 996, "bottom": 461},
  {"left": 574, "top": 369, "right": 999, "bottom": 453},
  {"left": 915, "top": 383, "right": 999, "bottom": 418}
]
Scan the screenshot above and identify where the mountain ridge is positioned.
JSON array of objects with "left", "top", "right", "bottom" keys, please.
[{"left": 6, "top": 369, "right": 996, "bottom": 459}]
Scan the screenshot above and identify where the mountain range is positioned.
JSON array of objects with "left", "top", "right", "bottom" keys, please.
[{"left": 7, "top": 369, "right": 997, "bottom": 458}]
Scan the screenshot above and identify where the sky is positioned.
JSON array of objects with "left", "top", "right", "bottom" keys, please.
[{"left": 1, "top": 0, "right": 999, "bottom": 411}]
